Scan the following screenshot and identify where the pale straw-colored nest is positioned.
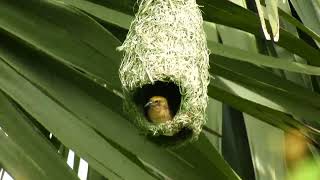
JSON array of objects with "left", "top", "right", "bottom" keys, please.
[{"left": 118, "top": 0, "right": 210, "bottom": 145}]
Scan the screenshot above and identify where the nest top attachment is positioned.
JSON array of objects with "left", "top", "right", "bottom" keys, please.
[{"left": 118, "top": 0, "right": 210, "bottom": 146}]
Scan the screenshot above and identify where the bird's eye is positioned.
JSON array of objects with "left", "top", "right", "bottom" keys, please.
[{"left": 154, "top": 100, "right": 159, "bottom": 103}]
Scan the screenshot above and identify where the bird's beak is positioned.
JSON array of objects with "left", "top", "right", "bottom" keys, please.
[{"left": 144, "top": 101, "right": 153, "bottom": 108}]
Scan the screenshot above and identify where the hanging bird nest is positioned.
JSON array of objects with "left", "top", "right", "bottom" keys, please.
[{"left": 118, "top": 0, "right": 210, "bottom": 146}]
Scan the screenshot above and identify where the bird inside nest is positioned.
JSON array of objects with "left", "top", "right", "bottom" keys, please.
[{"left": 144, "top": 96, "right": 173, "bottom": 124}]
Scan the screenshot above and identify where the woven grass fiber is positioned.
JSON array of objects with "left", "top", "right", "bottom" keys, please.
[{"left": 118, "top": 0, "right": 210, "bottom": 145}]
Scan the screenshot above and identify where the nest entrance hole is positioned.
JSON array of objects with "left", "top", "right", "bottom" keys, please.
[
  {"left": 133, "top": 81, "right": 182, "bottom": 119},
  {"left": 134, "top": 81, "right": 195, "bottom": 144}
]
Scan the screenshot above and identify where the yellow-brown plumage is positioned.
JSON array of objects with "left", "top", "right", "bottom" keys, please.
[{"left": 145, "top": 96, "right": 173, "bottom": 124}]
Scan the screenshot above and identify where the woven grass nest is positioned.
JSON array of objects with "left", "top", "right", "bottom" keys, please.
[{"left": 118, "top": 0, "right": 210, "bottom": 146}]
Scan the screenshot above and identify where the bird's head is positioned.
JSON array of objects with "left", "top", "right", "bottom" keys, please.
[{"left": 144, "top": 96, "right": 168, "bottom": 108}]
